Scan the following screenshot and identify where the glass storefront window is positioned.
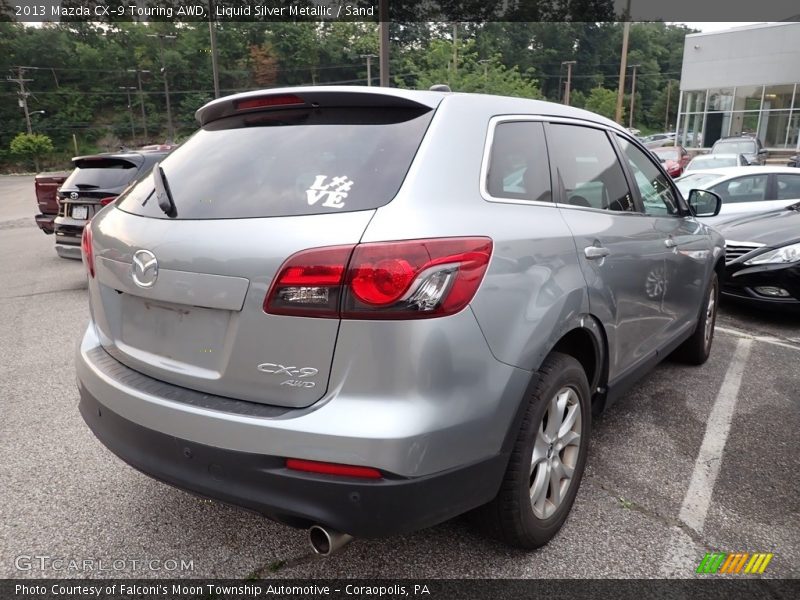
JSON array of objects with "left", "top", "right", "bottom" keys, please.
[
  {"left": 758, "top": 110, "right": 791, "bottom": 148},
  {"left": 678, "top": 111, "right": 705, "bottom": 148},
  {"left": 707, "top": 89, "right": 734, "bottom": 112},
  {"left": 729, "top": 111, "right": 760, "bottom": 137},
  {"left": 733, "top": 85, "right": 763, "bottom": 111},
  {"left": 677, "top": 84, "right": 800, "bottom": 148},
  {"left": 683, "top": 90, "right": 707, "bottom": 114},
  {"left": 763, "top": 84, "right": 796, "bottom": 111},
  {"left": 787, "top": 111, "right": 799, "bottom": 150}
]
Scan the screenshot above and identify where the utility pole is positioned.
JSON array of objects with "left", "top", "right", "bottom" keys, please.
[
  {"left": 7, "top": 67, "right": 34, "bottom": 134},
  {"left": 360, "top": 54, "right": 377, "bottom": 86},
  {"left": 664, "top": 79, "right": 673, "bottom": 131},
  {"left": 452, "top": 23, "right": 458, "bottom": 77},
  {"left": 147, "top": 33, "right": 177, "bottom": 142},
  {"left": 378, "top": 0, "right": 389, "bottom": 86},
  {"left": 119, "top": 86, "right": 137, "bottom": 140},
  {"left": 478, "top": 59, "right": 490, "bottom": 82},
  {"left": 562, "top": 61, "right": 576, "bottom": 106},
  {"left": 615, "top": 0, "right": 633, "bottom": 124},
  {"left": 128, "top": 69, "right": 150, "bottom": 141},
  {"left": 628, "top": 64, "right": 640, "bottom": 129},
  {"left": 208, "top": 0, "right": 220, "bottom": 98}
]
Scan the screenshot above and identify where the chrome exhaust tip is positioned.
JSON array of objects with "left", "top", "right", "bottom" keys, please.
[{"left": 308, "top": 525, "right": 353, "bottom": 556}]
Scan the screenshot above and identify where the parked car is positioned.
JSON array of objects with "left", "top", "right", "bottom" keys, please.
[
  {"left": 789, "top": 154, "right": 799, "bottom": 168},
  {"left": 33, "top": 170, "right": 70, "bottom": 234},
  {"left": 685, "top": 153, "right": 748, "bottom": 172},
  {"left": 651, "top": 145, "right": 691, "bottom": 177},
  {"left": 76, "top": 86, "right": 725, "bottom": 552},
  {"left": 675, "top": 166, "right": 800, "bottom": 225},
  {"left": 710, "top": 135, "right": 767, "bottom": 166},
  {"left": 54, "top": 150, "right": 170, "bottom": 259},
  {"left": 715, "top": 201, "right": 800, "bottom": 310}
]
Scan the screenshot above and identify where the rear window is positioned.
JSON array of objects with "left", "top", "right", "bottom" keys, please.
[
  {"left": 713, "top": 140, "right": 756, "bottom": 154},
  {"left": 117, "top": 107, "right": 433, "bottom": 219},
  {"left": 63, "top": 158, "right": 139, "bottom": 190}
]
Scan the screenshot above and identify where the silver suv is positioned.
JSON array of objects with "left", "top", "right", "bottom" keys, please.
[{"left": 76, "top": 87, "right": 725, "bottom": 552}]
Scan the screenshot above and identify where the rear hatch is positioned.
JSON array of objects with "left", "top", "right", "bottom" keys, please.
[
  {"left": 58, "top": 154, "right": 160, "bottom": 220},
  {"left": 87, "top": 89, "right": 438, "bottom": 408}
]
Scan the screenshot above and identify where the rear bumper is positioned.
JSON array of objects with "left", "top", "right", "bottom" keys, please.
[
  {"left": 75, "top": 319, "right": 530, "bottom": 536},
  {"left": 35, "top": 213, "right": 56, "bottom": 234},
  {"left": 79, "top": 389, "right": 506, "bottom": 537}
]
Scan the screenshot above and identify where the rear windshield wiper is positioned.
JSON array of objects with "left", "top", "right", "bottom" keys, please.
[{"left": 151, "top": 162, "right": 177, "bottom": 218}]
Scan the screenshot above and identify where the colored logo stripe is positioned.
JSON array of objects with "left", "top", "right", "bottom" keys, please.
[{"left": 697, "top": 552, "right": 773, "bottom": 574}]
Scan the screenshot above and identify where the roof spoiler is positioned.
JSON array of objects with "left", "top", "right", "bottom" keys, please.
[{"left": 195, "top": 87, "right": 442, "bottom": 127}]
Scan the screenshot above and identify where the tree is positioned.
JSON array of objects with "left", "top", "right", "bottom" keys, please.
[
  {"left": 583, "top": 87, "right": 619, "bottom": 120},
  {"left": 9, "top": 133, "right": 54, "bottom": 172},
  {"left": 249, "top": 43, "right": 279, "bottom": 87}
]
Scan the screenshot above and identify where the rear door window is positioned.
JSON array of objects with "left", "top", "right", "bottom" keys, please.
[
  {"left": 546, "top": 123, "right": 635, "bottom": 212},
  {"left": 485, "top": 121, "right": 551, "bottom": 203},
  {"left": 117, "top": 107, "right": 433, "bottom": 219},
  {"left": 776, "top": 174, "right": 800, "bottom": 200},
  {"left": 711, "top": 175, "right": 768, "bottom": 203}
]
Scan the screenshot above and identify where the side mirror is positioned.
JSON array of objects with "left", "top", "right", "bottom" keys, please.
[{"left": 688, "top": 189, "right": 722, "bottom": 217}]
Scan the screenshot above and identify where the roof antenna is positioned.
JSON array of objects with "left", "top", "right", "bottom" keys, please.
[{"left": 429, "top": 84, "right": 452, "bottom": 92}]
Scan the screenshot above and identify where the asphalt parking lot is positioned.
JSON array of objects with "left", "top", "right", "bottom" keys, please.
[{"left": 1, "top": 174, "right": 798, "bottom": 580}]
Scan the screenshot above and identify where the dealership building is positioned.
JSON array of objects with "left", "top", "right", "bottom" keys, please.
[{"left": 676, "top": 22, "right": 800, "bottom": 151}]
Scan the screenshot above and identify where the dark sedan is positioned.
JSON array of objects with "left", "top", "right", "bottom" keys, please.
[{"left": 716, "top": 202, "right": 800, "bottom": 309}]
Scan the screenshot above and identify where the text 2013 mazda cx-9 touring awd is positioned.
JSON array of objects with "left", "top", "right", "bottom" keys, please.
[{"left": 77, "top": 86, "right": 725, "bottom": 552}]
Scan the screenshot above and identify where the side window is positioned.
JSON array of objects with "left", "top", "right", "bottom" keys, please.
[
  {"left": 486, "top": 121, "right": 551, "bottom": 203},
  {"left": 776, "top": 174, "right": 800, "bottom": 200},
  {"left": 616, "top": 136, "right": 679, "bottom": 216},
  {"left": 547, "top": 124, "right": 635, "bottom": 212},
  {"left": 711, "top": 175, "right": 768, "bottom": 203}
]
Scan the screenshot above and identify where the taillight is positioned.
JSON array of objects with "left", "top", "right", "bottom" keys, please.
[
  {"left": 235, "top": 94, "right": 305, "bottom": 111},
  {"left": 81, "top": 221, "right": 95, "bottom": 278},
  {"left": 264, "top": 245, "right": 354, "bottom": 317},
  {"left": 99, "top": 196, "right": 116, "bottom": 206},
  {"left": 286, "top": 458, "right": 382, "bottom": 479},
  {"left": 264, "top": 237, "right": 492, "bottom": 320}
]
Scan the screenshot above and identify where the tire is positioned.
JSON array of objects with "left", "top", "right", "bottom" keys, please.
[
  {"left": 476, "top": 352, "right": 591, "bottom": 549},
  {"left": 672, "top": 272, "right": 719, "bottom": 365}
]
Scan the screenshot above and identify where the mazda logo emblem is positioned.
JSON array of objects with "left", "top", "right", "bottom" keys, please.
[{"left": 131, "top": 250, "right": 158, "bottom": 288}]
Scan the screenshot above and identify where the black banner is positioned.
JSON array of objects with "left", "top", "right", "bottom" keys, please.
[
  {"left": 2, "top": 579, "right": 799, "bottom": 600},
  {"left": 3, "top": 0, "right": 800, "bottom": 23}
]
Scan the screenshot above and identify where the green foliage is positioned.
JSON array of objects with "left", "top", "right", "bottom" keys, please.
[
  {"left": 0, "top": 20, "right": 695, "bottom": 169},
  {"left": 399, "top": 38, "right": 542, "bottom": 99},
  {"left": 10, "top": 132, "right": 54, "bottom": 158},
  {"left": 583, "top": 87, "right": 619, "bottom": 120}
]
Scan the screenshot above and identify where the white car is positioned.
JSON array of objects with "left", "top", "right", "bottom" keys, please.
[
  {"left": 684, "top": 153, "right": 748, "bottom": 172},
  {"left": 675, "top": 166, "right": 800, "bottom": 225}
]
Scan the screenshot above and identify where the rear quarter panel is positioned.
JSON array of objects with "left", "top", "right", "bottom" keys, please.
[{"left": 361, "top": 95, "right": 589, "bottom": 373}]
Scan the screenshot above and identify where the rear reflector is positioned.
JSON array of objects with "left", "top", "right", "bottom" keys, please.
[
  {"left": 286, "top": 458, "right": 382, "bottom": 479},
  {"left": 81, "top": 221, "right": 95, "bottom": 278},
  {"left": 235, "top": 94, "right": 305, "bottom": 111},
  {"left": 264, "top": 237, "right": 492, "bottom": 320}
]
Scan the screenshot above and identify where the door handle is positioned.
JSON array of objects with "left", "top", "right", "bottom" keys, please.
[
  {"left": 664, "top": 238, "right": 678, "bottom": 248},
  {"left": 584, "top": 246, "right": 610, "bottom": 260}
]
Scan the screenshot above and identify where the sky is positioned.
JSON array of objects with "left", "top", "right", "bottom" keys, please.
[{"left": 675, "top": 22, "right": 763, "bottom": 32}]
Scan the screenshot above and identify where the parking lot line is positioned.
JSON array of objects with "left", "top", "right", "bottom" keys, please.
[
  {"left": 678, "top": 337, "right": 753, "bottom": 534},
  {"left": 716, "top": 325, "right": 800, "bottom": 352},
  {"left": 661, "top": 338, "right": 753, "bottom": 576}
]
